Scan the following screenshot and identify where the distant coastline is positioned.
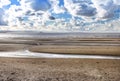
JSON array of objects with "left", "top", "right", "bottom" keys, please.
[{"left": 0, "top": 31, "right": 120, "bottom": 38}]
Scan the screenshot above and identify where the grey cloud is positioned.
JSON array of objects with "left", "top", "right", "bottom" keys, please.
[
  {"left": 20, "top": 0, "right": 51, "bottom": 11},
  {"left": 64, "top": 0, "right": 120, "bottom": 19},
  {"left": 75, "top": 3, "right": 96, "bottom": 17},
  {"left": 64, "top": 0, "right": 96, "bottom": 17},
  {"left": 31, "top": 0, "right": 51, "bottom": 11},
  {"left": 91, "top": 0, "right": 120, "bottom": 19},
  {"left": 0, "top": 8, "right": 7, "bottom": 25},
  {"left": 49, "top": 16, "right": 55, "bottom": 20}
]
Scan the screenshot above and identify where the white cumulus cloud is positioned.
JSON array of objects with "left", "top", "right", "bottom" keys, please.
[
  {"left": 0, "top": 0, "right": 11, "bottom": 8},
  {"left": 5, "top": 0, "right": 53, "bottom": 27},
  {"left": 0, "top": 0, "right": 120, "bottom": 32},
  {"left": 50, "top": 0, "right": 66, "bottom": 14}
]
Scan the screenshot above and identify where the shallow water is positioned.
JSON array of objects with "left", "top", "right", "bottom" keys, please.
[{"left": 0, "top": 50, "right": 119, "bottom": 59}]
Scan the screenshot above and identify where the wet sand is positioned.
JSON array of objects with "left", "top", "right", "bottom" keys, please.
[
  {"left": 30, "top": 45, "right": 120, "bottom": 55},
  {"left": 0, "top": 58, "right": 120, "bottom": 81},
  {"left": 0, "top": 32, "right": 120, "bottom": 56},
  {"left": 0, "top": 37, "right": 120, "bottom": 55}
]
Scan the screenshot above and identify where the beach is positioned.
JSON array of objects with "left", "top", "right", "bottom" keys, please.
[{"left": 0, "top": 32, "right": 120, "bottom": 81}]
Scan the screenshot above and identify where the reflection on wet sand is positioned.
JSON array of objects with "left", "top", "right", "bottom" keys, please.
[{"left": 0, "top": 32, "right": 120, "bottom": 56}]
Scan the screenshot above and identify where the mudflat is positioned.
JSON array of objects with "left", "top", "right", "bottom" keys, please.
[
  {"left": 0, "top": 32, "right": 120, "bottom": 55},
  {"left": 0, "top": 38, "right": 120, "bottom": 55}
]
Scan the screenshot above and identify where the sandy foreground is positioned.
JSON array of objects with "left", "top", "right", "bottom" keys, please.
[{"left": 0, "top": 58, "right": 119, "bottom": 81}]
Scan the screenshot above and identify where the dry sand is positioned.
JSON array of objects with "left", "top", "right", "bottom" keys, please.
[{"left": 0, "top": 58, "right": 119, "bottom": 81}]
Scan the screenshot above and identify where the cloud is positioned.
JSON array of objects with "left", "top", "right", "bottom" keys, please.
[
  {"left": 49, "top": 16, "right": 55, "bottom": 20},
  {"left": 114, "top": 0, "right": 120, "bottom": 5},
  {"left": 0, "top": 0, "right": 120, "bottom": 32},
  {"left": 0, "top": 0, "right": 11, "bottom": 8},
  {"left": 0, "top": 8, "right": 7, "bottom": 25},
  {"left": 91, "top": 0, "right": 120, "bottom": 19},
  {"left": 64, "top": 0, "right": 96, "bottom": 17},
  {"left": 5, "top": 0, "right": 53, "bottom": 27},
  {"left": 0, "top": 0, "right": 11, "bottom": 25},
  {"left": 19, "top": 0, "right": 51, "bottom": 11},
  {"left": 64, "top": 0, "right": 120, "bottom": 19},
  {"left": 5, "top": 5, "right": 24, "bottom": 26},
  {"left": 50, "top": 0, "right": 66, "bottom": 14}
]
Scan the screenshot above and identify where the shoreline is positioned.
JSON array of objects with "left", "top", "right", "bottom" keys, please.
[{"left": 0, "top": 50, "right": 119, "bottom": 59}]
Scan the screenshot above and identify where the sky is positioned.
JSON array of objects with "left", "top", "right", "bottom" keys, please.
[{"left": 0, "top": 0, "right": 120, "bottom": 32}]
